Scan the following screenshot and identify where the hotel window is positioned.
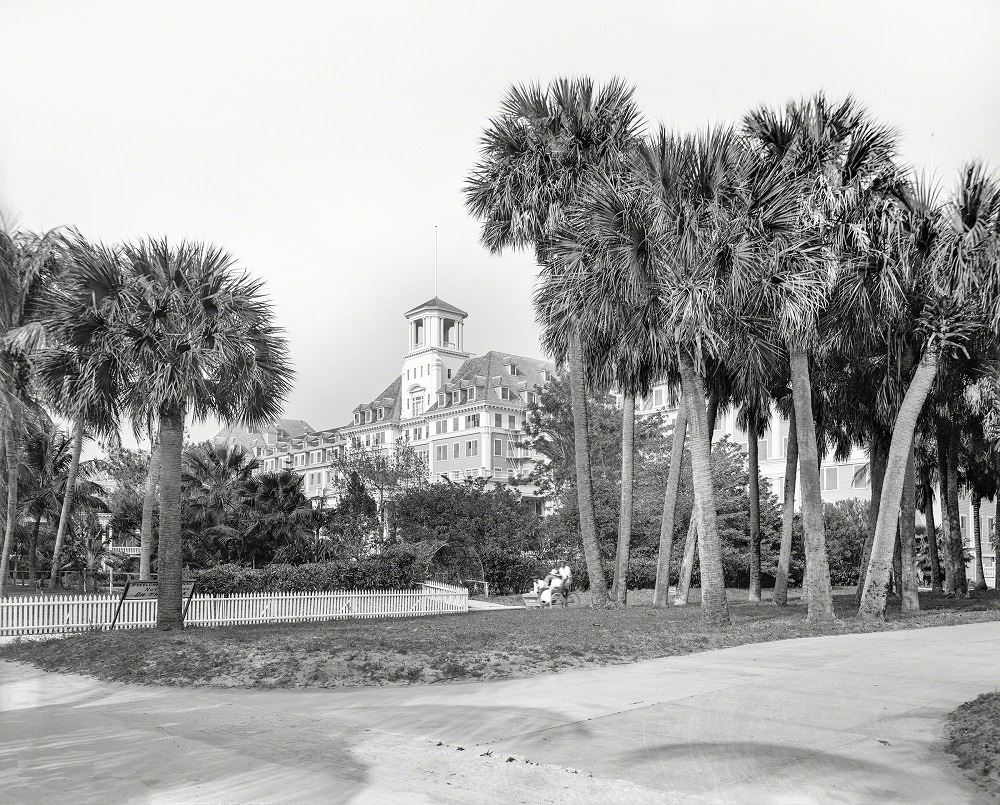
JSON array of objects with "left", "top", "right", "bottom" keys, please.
[
  {"left": 412, "top": 396, "right": 423, "bottom": 416},
  {"left": 508, "top": 415, "right": 516, "bottom": 430},
  {"left": 821, "top": 466, "right": 839, "bottom": 491},
  {"left": 757, "top": 439, "right": 769, "bottom": 461},
  {"left": 376, "top": 407, "right": 384, "bottom": 420},
  {"left": 452, "top": 391, "right": 461, "bottom": 404},
  {"left": 311, "top": 450, "right": 323, "bottom": 463},
  {"left": 654, "top": 388, "right": 664, "bottom": 407},
  {"left": 494, "top": 413, "right": 503, "bottom": 427},
  {"left": 365, "top": 410, "right": 372, "bottom": 424},
  {"left": 447, "top": 369, "right": 452, "bottom": 379},
  {"left": 466, "top": 440, "right": 478, "bottom": 457},
  {"left": 960, "top": 515, "right": 968, "bottom": 540},
  {"left": 467, "top": 414, "right": 480, "bottom": 428},
  {"left": 494, "top": 438, "right": 503, "bottom": 456},
  {"left": 525, "top": 391, "right": 535, "bottom": 405},
  {"left": 435, "top": 420, "right": 447, "bottom": 435},
  {"left": 453, "top": 442, "right": 460, "bottom": 459},
  {"left": 438, "top": 393, "right": 446, "bottom": 407},
  {"left": 452, "top": 417, "right": 459, "bottom": 431},
  {"left": 499, "top": 387, "right": 514, "bottom": 401},
  {"left": 354, "top": 412, "right": 361, "bottom": 425},
  {"left": 364, "top": 434, "right": 371, "bottom": 446},
  {"left": 435, "top": 445, "right": 448, "bottom": 462},
  {"left": 295, "top": 453, "right": 306, "bottom": 467},
  {"left": 852, "top": 465, "right": 868, "bottom": 489},
  {"left": 468, "top": 387, "right": 477, "bottom": 401},
  {"left": 507, "top": 363, "right": 519, "bottom": 376}
]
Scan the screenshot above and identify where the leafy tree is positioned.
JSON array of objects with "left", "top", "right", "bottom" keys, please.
[{"left": 330, "top": 439, "right": 425, "bottom": 542}]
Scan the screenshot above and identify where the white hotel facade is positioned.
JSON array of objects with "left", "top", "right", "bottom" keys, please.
[{"left": 215, "top": 295, "right": 996, "bottom": 586}]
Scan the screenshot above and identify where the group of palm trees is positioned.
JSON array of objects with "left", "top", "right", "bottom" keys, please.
[
  {"left": 465, "top": 77, "right": 1000, "bottom": 625},
  {"left": 1, "top": 228, "right": 292, "bottom": 628}
]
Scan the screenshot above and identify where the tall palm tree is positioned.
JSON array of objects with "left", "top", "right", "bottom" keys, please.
[
  {"left": 746, "top": 94, "right": 901, "bottom": 621},
  {"left": 465, "top": 77, "right": 643, "bottom": 605},
  {"left": 0, "top": 223, "right": 63, "bottom": 596},
  {"left": 140, "top": 432, "right": 160, "bottom": 579},
  {"left": 58, "top": 238, "right": 292, "bottom": 628},
  {"left": 860, "top": 163, "right": 1000, "bottom": 619}
]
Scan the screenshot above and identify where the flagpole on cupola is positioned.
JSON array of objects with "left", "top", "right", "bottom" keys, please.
[{"left": 434, "top": 225, "right": 439, "bottom": 298}]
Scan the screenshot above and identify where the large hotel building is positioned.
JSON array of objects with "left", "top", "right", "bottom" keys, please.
[{"left": 215, "top": 296, "right": 997, "bottom": 586}]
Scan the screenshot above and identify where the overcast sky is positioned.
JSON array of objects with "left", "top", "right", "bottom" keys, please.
[{"left": 2, "top": 1, "right": 998, "bottom": 450}]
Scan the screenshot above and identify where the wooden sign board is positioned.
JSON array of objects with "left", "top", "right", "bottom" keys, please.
[
  {"left": 124, "top": 580, "right": 194, "bottom": 600},
  {"left": 110, "top": 579, "right": 197, "bottom": 629}
]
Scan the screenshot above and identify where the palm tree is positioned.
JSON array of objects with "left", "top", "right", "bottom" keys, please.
[
  {"left": 465, "top": 77, "right": 643, "bottom": 606},
  {"left": 0, "top": 223, "right": 64, "bottom": 596},
  {"left": 746, "top": 94, "right": 902, "bottom": 621},
  {"left": 860, "top": 163, "right": 1000, "bottom": 619},
  {"left": 19, "top": 419, "right": 105, "bottom": 582},
  {"left": 59, "top": 238, "right": 292, "bottom": 628}
]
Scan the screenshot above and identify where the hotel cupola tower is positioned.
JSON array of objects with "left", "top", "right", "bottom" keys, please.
[{"left": 401, "top": 297, "right": 471, "bottom": 420}]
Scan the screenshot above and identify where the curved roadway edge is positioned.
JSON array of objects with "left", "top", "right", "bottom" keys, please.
[{"left": 2, "top": 621, "right": 997, "bottom": 803}]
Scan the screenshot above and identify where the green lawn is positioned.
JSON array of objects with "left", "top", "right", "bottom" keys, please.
[
  {"left": 946, "top": 690, "right": 1000, "bottom": 797},
  {"left": 2, "top": 588, "right": 999, "bottom": 689}
]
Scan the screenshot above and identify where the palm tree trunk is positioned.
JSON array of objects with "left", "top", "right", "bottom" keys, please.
[
  {"left": 49, "top": 418, "right": 85, "bottom": 588},
  {"left": 156, "top": 406, "right": 185, "bottom": 629},
  {"left": 0, "top": 408, "right": 22, "bottom": 598},
  {"left": 774, "top": 412, "right": 798, "bottom": 606},
  {"left": 788, "top": 348, "right": 834, "bottom": 621},
  {"left": 994, "top": 510, "right": 1000, "bottom": 590},
  {"left": 653, "top": 395, "right": 687, "bottom": 607},
  {"left": 945, "top": 427, "right": 968, "bottom": 597},
  {"left": 748, "top": 432, "right": 762, "bottom": 603},
  {"left": 900, "top": 446, "right": 920, "bottom": 612},
  {"left": 676, "top": 394, "right": 718, "bottom": 605},
  {"left": 891, "top": 528, "right": 902, "bottom": 597},
  {"left": 856, "top": 436, "right": 887, "bottom": 604},
  {"left": 920, "top": 473, "right": 943, "bottom": 593},
  {"left": 568, "top": 330, "right": 608, "bottom": 605},
  {"left": 972, "top": 496, "right": 987, "bottom": 591},
  {"left": 140, "top": 431, "right": 161, "bottom": 580},
  {"left": 678, "top": 356, "right": 730, "bottom": 626},
  {"left": 859, "top": 346, "right": 939, "bottom": 620},
  {"left": 28, "top": 511, "right": 42, "bottom": 583},
  {"left": 937, "top": 428, "right": 955, "bottom": 595},
  {"left": 611, "top": 393, "right": 635, "bottom": 605}
]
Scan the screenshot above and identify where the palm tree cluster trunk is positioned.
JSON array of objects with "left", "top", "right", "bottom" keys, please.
[
  {"left": 789, "top": 349, "right": 834, "bottom": 621},
  {"left": 49, "top": 418, "right": 85, "bottom": 588},
  {"left": 653, "top": 395, "right": 687, "bottom": 607},
  {"left": 747, "top": 433, "right": 762, "bottom": 603},
  {"left": 611, "top": 394, "right": 635, "bottom": 605},
  {"left": 156, "top": 407, "right": 185, "bottom": 630},
  {"left": 773, "top": 410, "right": 798, "bottom": 606},
  {"left": 569, "top": 331, "right": 609, "bottom": 605}
]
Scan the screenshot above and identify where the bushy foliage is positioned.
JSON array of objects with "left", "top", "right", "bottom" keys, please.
[
  {"left": 823, "top": 498, "right": 870, "bottom": 586},
  {"left": 192, "top": 545, "right": 422, "bottom": 594}
]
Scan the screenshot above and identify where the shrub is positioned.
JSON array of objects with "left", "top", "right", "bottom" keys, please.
[{"left": 192, "top": 545, "right": 421, "bottom": 595}]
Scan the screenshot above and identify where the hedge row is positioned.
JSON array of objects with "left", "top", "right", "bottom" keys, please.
[{"left": 192, "top": 549, "right": 420, "bottom": 595}]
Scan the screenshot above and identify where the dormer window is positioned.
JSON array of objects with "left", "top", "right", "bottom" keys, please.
[
  {"left": 438, "top": 393, "right": 446, "bottom": 407},
  {"left": 354, "top": 412, "right": 361, "bottom": 425},
  {"left": 376, "top": 407, "right": 385, "bottom": 420},
  {"left": 540, "top": 370, "right": 551, "bottom": 382},
  {"left": 365, "top": 410, "right": 372, "bottom": 424},
  {"left": 452, "top": 390, "right": 461, "bottom": 404},
  {"left": 468, "top": 387, "right": 476, "bottom": 401},
  {"left": 499, "top": 387, "right": 514, "bottom": 401},
  {"left": 507, "top": 363, "right": 519, "bottom": 376}
]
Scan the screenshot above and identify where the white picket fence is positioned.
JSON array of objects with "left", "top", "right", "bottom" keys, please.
[{"left": 0, "top": 583, "right": 468, "bottom": 637}]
